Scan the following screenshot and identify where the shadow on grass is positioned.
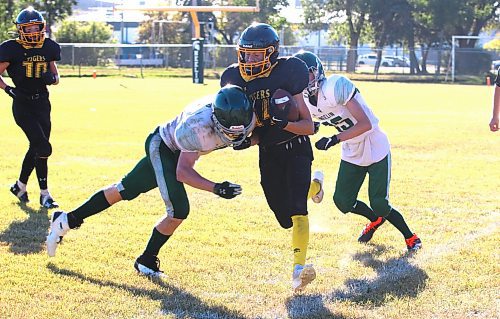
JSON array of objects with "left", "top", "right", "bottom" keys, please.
[
  {"left": 0, "top": 203, "right": 49, "bottom": 254},
  {"left": 285, "top": 294, "right": 352, "bottom": 319},
  {"left": 46, "top": 263, "right": 248, "bottom": 319},
  {"left": 326, "top": 244, "right": 428, "bottom": 306}
]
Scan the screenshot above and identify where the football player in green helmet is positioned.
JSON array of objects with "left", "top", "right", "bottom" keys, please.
[
  {"left": 46, "top": 85, "right": 255, "bottom": 277},
  {"left": 294, "top": 50, "right": 422, "bottom": 252}
]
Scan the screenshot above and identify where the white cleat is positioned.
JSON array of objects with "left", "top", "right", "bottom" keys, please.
[
  {"left": 311, "top": 170, "right": 324, "bottom": 204},
  {"left": 46, "top": 211, "right": 70, "bottom": 257},
  {"left": 292, "top": 264, "right": 316, "bottom": 292}
]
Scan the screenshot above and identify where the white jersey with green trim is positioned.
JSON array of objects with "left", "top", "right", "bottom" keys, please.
[
  {"left": 159, "top": 96, "right": 229, "bottom": 153},
  {"left": 304, "top": 74, "right": 390, "bottom": 166}
]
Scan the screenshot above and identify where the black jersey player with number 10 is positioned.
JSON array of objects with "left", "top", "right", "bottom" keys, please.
[
  {"left": 221, "top": 23, "right": 324, "bottom": 292},
  {"left": 0, "top": 6, "right": 61, "bottom": 209}
]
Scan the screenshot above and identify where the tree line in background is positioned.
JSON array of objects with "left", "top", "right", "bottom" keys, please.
[{"left": 0, "top": 0, "right": 498, "bottom": 74}]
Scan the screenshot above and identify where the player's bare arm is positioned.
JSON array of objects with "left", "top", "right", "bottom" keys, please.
[
  {"left": 282, "top": 93, "right": 314, "bottom": 135},
  {"left": 176, "top": 151, "right": 215, "bottom": 192},
  {"left": 337, "top": 98, "right": 372, "bottom": 142}
]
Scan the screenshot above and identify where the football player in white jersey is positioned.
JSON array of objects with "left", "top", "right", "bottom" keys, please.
[
  {"left": 46, "top": 85, "right": 256, "bottom": 277},
  {"left": 490, "top": 66, "right": 500, "bottom": 132},
  {"left": 294, "top": 51, "right": 422, "bottom": 252}
]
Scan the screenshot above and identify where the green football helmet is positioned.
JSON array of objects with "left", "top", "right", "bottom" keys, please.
[
  {"left": 212, "top": 85, "right": 255, "bottom": 146},
  {"left": 293, "top": 50, "right": 325, "bottom": 97}
]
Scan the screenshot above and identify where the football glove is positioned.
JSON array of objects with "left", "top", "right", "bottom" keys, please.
[
  {"left": 315, "top": 135, "right": 340, "bottom": 151},
  {"left": 213, "top": 181, "right": 242, "bottom": 199},
  {"left": 4, "top": 86, "right": 17, "bottom": 99},
  {"left": 233, "top": 137, "right": 251, "bottom": 151},
  {"left": 41, "top": 71, "right": 57, "bottom": 85},
  {"left": 313, "top": 122, "right": 321, "bottom": 134},
  {"left": 270, "top": 106, "right": 289, "bottom": 129}
]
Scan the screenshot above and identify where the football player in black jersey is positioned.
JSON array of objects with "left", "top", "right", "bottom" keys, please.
[
  {"left": 490, "top": 66, "right": 500, "bottom": 132},
  {"left": 0, "top": 7, "right": 61, "bottom": 208},
  {"left": 221, "top": 23, "right": 323, "bottom": 292}
]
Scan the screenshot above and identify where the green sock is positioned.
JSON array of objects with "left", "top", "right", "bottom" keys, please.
[
  {"left": 71, "top": 190, "right": 111, "bottom": 221},
  {"left": 144, "top": 228, "right": 170, "bottom": 256},
  {"left": 351, "top": 200, "right": 379, "bottom": 222},
  {"left": 385, "top": 208, "right": 413, "bottom": 238}
]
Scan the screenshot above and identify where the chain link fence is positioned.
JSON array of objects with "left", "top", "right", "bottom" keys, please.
[{"left": 58, "top": 43, "right": 499, "bottom": 80}]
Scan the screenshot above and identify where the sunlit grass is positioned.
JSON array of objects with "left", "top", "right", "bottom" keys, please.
[{"left": 0, "top": 78, "right": 498, "bottom": 318}]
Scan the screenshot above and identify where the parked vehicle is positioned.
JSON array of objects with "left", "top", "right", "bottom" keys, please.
[
  {"left": 357, "top": 54, "right": 393, "bottom": 67},
  {"left": 384, "top": 56, "right": 410, "bottom": 67}
]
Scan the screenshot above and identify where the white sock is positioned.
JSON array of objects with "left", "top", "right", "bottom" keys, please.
[
  {"left": 17, "top": 180, "right": 27, "bottom": 192},
  {"left": 40, "top": 189, "right": 50, "bottom": 197}
]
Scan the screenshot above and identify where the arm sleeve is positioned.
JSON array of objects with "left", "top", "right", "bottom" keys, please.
[
  {"left": 0, "top": 41, "right": 13, "bottom": 63},
  {"left": 333, "top": 76, "right": 356, "bottom": 105},
  {"left": 51, "top": 41, "right": 61, "bottom": 61}
]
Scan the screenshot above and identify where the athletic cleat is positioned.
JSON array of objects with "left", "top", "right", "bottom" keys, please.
[
  {"left": 292, "top": 264, "right": 316, "bottom": 292},
  {"left": 134, "top": 254, "right": 165, "bottom": 278},
  {"left": 46, "top": 211, "right": 70, "bottom": 257},
  {"left": 311, "top": 170, "right": 324, "bottom": 204},
  {"left": 40, "top": 195, "right": 59, "bottom": 209},
  {"left": 405, "top": 233, "right": 422, "bottom": 251},
  {"left": 358, "top": 217, "right": 385, "bottom": 243},
  {"left": 10, "top": 182, "right": 29, "bottom": 203}
]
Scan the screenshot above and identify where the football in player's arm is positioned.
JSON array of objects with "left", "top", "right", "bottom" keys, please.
[
  {"left": 294, "top": 50, "right": 422, "bottom": 252},
  {"left": 490, "top": 66, "right": 500, "bottom": 132},
  {"left": 0, "top": 6, "right": 61, "bottom": 209},
  {"left": 220, "top": 23, "right": 324, "bottom": 292},
  {"left": 46, "top": 85, "right": 256, "bottom": 277}
]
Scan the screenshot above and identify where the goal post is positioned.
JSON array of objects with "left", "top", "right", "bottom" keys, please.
[{"left": 114, "top": 2, "right": 260, "bottom": 84}]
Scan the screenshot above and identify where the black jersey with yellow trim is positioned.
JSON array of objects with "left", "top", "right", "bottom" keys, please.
[
  {"left": 220, "top": 56, "right": 309, "bottom": 147},
  {"left": 0, "top": 38, "right": 60, "bottom": 93}
]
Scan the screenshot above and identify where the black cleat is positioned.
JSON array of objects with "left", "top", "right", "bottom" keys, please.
[
  {"left": 10, "top": 182, "right": 29, "bottom": 203},
  {"left": 134, "top": 254, "right": 165, "bottom": 278},
  {"left": 40, "top": 195, "right": 59, "bottom": 209},
  {"left": 358, "top": 217, "right": 385, "bottom": 243}
]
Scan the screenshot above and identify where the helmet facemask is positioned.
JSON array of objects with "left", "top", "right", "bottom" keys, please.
[
  {"left": 17, "top": 21, "right": 45, "bottom": 46},
  {"left": 306, "top": 64, "right": 325, "bottom": 97},
  {"left": 237, "top": 46, "right": 276, "bottom": 81},
  {"left": 212, "top": 112, "right": 256, "bottom": 146}
]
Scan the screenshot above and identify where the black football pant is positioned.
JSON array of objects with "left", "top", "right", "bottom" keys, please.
[
  {"left": 259, "top": 135, "right": 313, "bottom": 229},
  {"left": 12, "top": 97, "right": 52, "bottom": 190}
]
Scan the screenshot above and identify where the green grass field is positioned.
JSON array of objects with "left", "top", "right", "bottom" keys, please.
[{"left": 0, "top": 78, "right": 498, "bottom": 319}]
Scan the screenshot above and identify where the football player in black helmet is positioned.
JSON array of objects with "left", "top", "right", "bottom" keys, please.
[
  {"left": 46, "top": 85, "right": 255, "bottom": 278},
  {"left": 221, "top": 23, "right": 324, "bottom": 292},
  {"left": 0, "top": 6, "right": 61, "bottom": 208}
]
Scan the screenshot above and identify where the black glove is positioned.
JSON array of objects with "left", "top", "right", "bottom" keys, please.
[
  {"left": 315, "top": 135, "right": 340, "bottom": 150},
  {"left": 213, "top": 181, "right": 242, "bottom": 199},
  {"left": 42, "top": 71, "right": 57, "bottom": 85},
  {"left": 270, "top": 106, "right": 289, "bottom": 129},
  {"left": 313, "top": 122, "right": 321, "bottom": 134},
  {"left": 233, "top": 137, "right": 251, "bottom": 150},
  {"left": 4, "top": 86, "right": 17, "bottom": 99}
]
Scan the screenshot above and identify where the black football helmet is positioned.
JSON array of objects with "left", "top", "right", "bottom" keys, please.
[
  {"left": 212, "top": 85, "right": 255, "bottom": 145},
  {"left": 293, "top": 50, "right": 326, "bottom": 97},
  {"left": 15, "top": 6, "right": 46, "bottom": 46},
  {"left": 237, "top": 23, "right": 280, "bottom": 81}
]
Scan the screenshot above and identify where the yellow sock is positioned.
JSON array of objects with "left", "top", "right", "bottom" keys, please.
[
  {"left": 307, "top": 180, "right": 321, "bottom": 200},
  {"left": 292, "top": 215, "right": 309, "bottom": 268}
]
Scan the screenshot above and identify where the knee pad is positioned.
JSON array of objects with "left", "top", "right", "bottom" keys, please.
[
  {"left": 36, "top": 141, "right": 52, "bottom": 158},
  {"left": 333, "top": 194, "right": 355, "bottom": 214},
  {"left": 117, "top": 182, "right": 141, "bottom": 201},
  {"left": 370, "top": 198, "right": 391, "bottom": 217}
]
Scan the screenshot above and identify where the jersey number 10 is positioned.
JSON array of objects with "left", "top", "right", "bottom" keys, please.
[{"left": 22, "top": 61, "right": 48, "bottom": 78}]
